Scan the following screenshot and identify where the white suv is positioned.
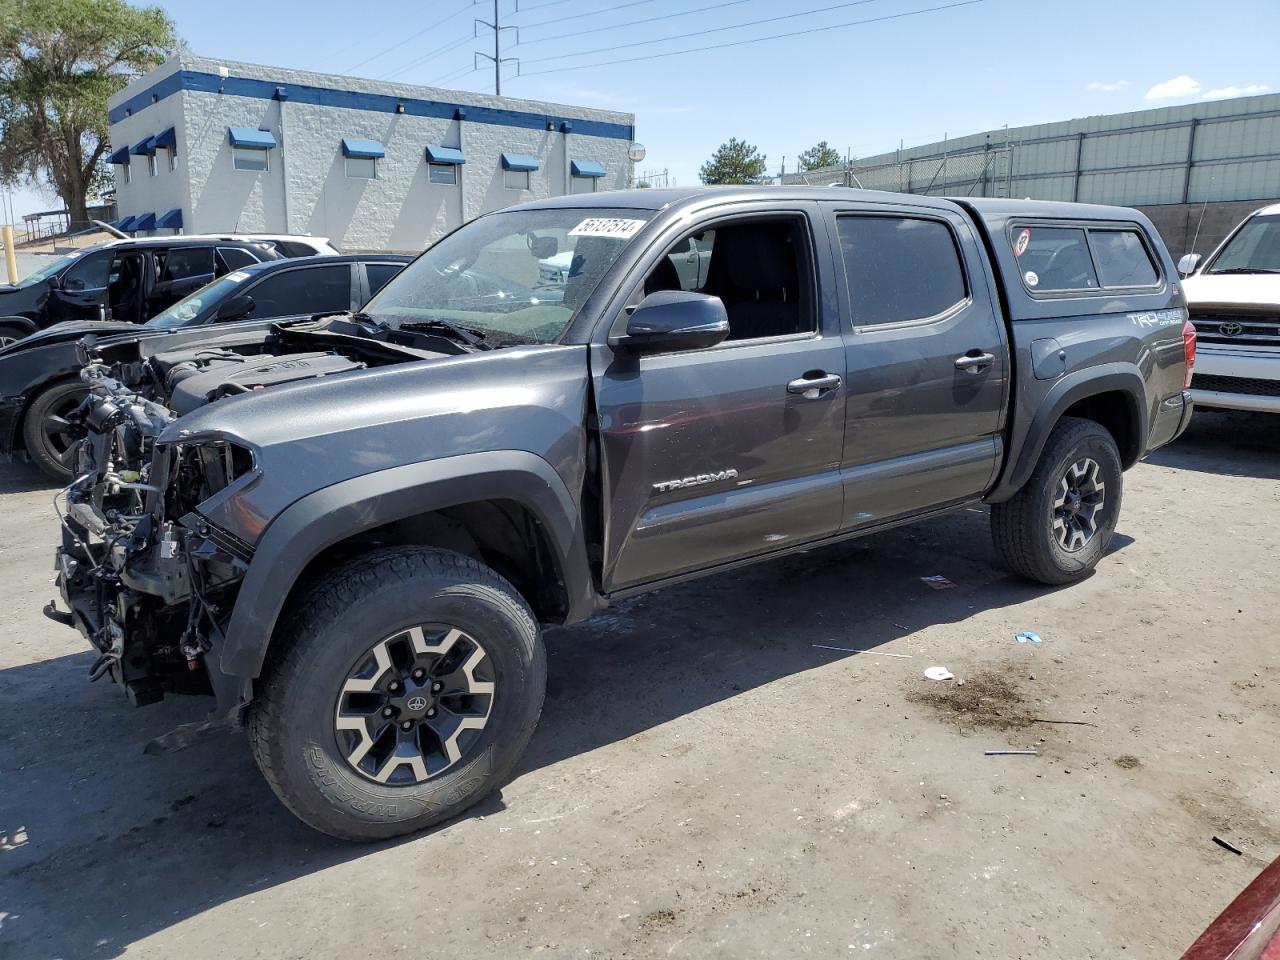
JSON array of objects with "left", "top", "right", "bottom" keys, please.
[{"left": 1179, "top": 204, "right": 1280, "bottom": 413}]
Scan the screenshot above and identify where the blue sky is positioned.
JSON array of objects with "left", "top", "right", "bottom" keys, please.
[{"left": 7, "top": 0, "right": 1280, "bottom": 219}]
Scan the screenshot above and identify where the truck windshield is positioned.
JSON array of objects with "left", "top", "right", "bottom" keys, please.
[
  {"left": 362, "top": 207, "right": 654, "bottom": 344},
  {"left": 1206, "top": 214, "right": 1280, "bottom": 274}
]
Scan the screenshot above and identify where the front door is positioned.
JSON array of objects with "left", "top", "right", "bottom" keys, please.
[
  {"left": 47, "top": 250, "right": 116, "bottom": 323},
  {"left": 592, "top": 209, "right": 847, "bottom": 593},
  {"left": 825, "top": 204, "right": 1008, "bottom": 528}
]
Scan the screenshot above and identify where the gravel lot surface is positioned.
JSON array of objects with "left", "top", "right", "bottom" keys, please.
[{"left": 1, "top": 409, "right": 1276, "bottom": 959}]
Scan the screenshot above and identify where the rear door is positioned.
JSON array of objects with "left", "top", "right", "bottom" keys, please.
[
  {"left": 825, "top": 201, "right": 1008, "bottom": 527},
  {"left": 591, "top": 204, "right": 847, "bottom": 592},
  {"left": 148, "top": 245, "right": 216, "bottom": 316},
  {"left": 241, "top": 263, "right": 358, "bottom": 320}
]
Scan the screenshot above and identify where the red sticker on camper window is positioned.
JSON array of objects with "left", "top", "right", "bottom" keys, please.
[{"left": 1013, "top": 228, "right": 1031, "bottom": 257}]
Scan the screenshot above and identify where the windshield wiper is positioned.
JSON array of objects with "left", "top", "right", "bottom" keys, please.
[
  {"left": 397, "top": 318, "right": 492, "bottom": 350},
  {"left": 1208, "top": 267, "right": 1280, "bottom": 275}
]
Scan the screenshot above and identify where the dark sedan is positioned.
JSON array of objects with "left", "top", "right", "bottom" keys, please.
[{"left": 0, "top": 254, "right": 410, "bottom": 480}]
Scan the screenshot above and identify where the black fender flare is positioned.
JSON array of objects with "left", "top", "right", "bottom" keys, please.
[
  {"left": 0, "top": 315, "right": 37, "bottom": 337},
  {"left": 987, "top": 364, "right": 1148, "bottom": 503},
  {"left": 218, "top": 450, "right": 598, "bottom": 679}
]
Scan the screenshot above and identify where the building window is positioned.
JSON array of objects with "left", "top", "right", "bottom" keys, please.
[
  {"left": 429, "top": 162, "right": 458, "bottom": 185},
  {"left": 122, "top": 164, "right": 131, "bottom": 184},
  {"left": 504, "top": 168, "right": 530, "bottom": 190},
  {"left": 233, "top": 146, "right": 269, "bottom": 172},
  {"left": 167, "top": 148, "right": 177, "bottom": 172},
  {"left": 346, "top": 156, "right": 377, "bottom": 179},
  {"left": 147, "top": 153, "right": 158, "bottom": 177},
  {"left": 570, "top": 175, "right": 597, "bottom": 194}
]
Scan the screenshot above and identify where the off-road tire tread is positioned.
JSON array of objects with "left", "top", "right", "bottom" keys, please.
[
  {"left": 990, "top": 416, "right": 1121, "bottom": 585},
  {"left": 248, "top": 546, "right": 545, "bottom": 841}
]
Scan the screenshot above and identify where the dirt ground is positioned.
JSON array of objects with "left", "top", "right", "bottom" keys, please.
[{"left": 1, "top": 409, "right": 1276, "bottom": 959}]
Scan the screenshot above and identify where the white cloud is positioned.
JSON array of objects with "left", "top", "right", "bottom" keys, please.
[
  {"left": 1088, "top": 80, "right": 1129, "bottom": 92},
  {"left": 1202, "top": 84, "right": 1270, "bottom": 99},
  {"left": 1145, "top": 75, "right": 1201, "bottom": 100}
]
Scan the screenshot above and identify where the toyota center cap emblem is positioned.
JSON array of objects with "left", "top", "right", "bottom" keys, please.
[{"left": 406, "top": 696, "right": 428, "bottom": 711}]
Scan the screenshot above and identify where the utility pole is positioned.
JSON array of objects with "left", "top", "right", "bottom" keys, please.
[{"left": 475, "top": 0, "right": 519, "bottom": 96}]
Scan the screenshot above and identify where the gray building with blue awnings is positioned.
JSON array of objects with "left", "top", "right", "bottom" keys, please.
[{"left": 105, "top": 53, "right": 637, "bottom": 250}]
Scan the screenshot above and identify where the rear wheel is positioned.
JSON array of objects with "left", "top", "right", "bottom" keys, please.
[
  {"left": 22, "top": 380, "right": 89, "bottom": 482},
  {"left": 248, "top": 547, "right": 546, "bottom": 841},
  {"left": 991, "top": 416, "right": 1123, "bottom": 585}
]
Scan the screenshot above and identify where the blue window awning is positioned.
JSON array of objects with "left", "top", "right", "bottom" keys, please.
[
  {"left": 157, "top": 208, "right": 183, "bottom": 229},
  {"left": 116, "top": 215, "right": 138, "bottom": 231},
  {"left": 571, "top": 159, "right": 606, "bottom": 178},
  {"left": 153, "top": 127, "right": 177, "bottom": 150},
  {"left": 501, "top": 152, "right": 539, "bottom": 172},
  {"left": 132, "top": 212, "right": 156, "bottom": 231},
  {"left": 228, "top": 127, "right": 277, "bottom": 149},
  {"left": 341, "top": 137, "right": 385, "bottom": 159},
  {"left": 107, "top": 146, "right": 131, "bottom": 165},
  {"left": 131, "top": 136, "right": 156, "bottom": 156},
  {"left": 425, "top": 144, "right": 465, "bottom": 165}
]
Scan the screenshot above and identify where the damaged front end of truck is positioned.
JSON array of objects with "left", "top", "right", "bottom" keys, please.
[{"left": 52, "top": 361, "right": 258, "bottom": 738}]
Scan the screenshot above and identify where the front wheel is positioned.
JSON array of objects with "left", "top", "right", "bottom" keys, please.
[
  {"left": 248, "top": 547, "right": 546, "bottom": 841},
  {"left": 991, "top": 416, "right": 1123, "bottom": 585},
  {"left": 22, "top": 380, "right": 89, "bottom": 482}
]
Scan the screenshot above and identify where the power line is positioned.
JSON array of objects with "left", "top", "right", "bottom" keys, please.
[
  {"left": 344, "top": 0, "right": 475, "bottom": 74},
  {"left": 512, "top": 0, "right": 576, "bottom": 10},
  {"left": 522, "top": 0, "right": 889, "bottom": 65},
  {"left": 431, "top": 64, "right": 479, "bottom": 86},
  {"left": 520, "top": 0, "right": 984, "bottom": 77},
  {"left": 515, "top": 0, "right": 659, "bottom": 31},
  {"left": 380, "top": 33, "right": 474, "bottom": 81},
  {"left": 517, "top": 0, "right": 756, "bottom": 48}
]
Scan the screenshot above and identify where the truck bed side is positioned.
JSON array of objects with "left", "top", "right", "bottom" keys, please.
[{"left": 954, "top": 199, "right": 1191, "bottom": 502}]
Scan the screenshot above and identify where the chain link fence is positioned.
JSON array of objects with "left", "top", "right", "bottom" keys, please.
[{"left": 783, "top": 145, "right": 1015, "bottom": 198}]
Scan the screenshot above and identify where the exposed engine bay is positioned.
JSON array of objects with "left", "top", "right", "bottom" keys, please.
[{"left": 52, "top": 316, "right": 453, "bottom": 718}]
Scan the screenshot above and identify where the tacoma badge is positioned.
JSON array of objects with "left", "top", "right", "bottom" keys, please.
[{"left": 653, "top": 469, "right": 739, "bottom": 494}]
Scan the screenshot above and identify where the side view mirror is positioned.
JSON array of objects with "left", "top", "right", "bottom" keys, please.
[
  {"left": 1177, "top": 253, "right": 1201, "bottom": 277},
  {"left": 47, "top": 275, "right": 61, "bottom": 290},
  {"left": 614, "top": 289, "right": 729, "bottom": 355},
  {"left": 215, "top": 293, "right": 255, "bottom": 321}
]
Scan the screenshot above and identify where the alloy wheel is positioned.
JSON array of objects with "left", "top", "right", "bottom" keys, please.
[
  {"left": 41, "top": 393, "right": 87, "bottom": 468},
  {"left": 1052, "top": 457, "right": 1105, "bottom": 552},
  {"left": 334, "top": 624, "right": 496, "bottom": 785}
]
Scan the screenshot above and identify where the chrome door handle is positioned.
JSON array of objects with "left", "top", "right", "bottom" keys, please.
[
  {"left": 954, "top": 352, "right": 996, "bottom": 372},
  {"left": 787, "top": 373, "right": 842, "bottom": 397}
]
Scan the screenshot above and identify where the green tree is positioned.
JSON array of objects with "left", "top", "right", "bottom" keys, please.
[
  {"left": 699, "top": 137, "right": 768, "bottom": 185},
  {"left": 798, "top": 141, "right": 843, "bottom": 171},
  {"left": 0, "top": 0, "right": 178, "bottom": 224}
]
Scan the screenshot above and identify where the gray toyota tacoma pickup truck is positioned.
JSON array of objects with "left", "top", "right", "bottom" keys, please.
[{"left": 49, "top": 187, "right": 1196, "bottom": 840}]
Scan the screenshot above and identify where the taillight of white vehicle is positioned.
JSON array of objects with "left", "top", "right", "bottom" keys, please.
[{"left": 1182, "top": 319, "right": 1197, "bottom": 389}]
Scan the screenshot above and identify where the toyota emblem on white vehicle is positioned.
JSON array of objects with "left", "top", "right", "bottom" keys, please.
[{"left": 1219, "top": 321, "right": 1244, "bottom": 337}]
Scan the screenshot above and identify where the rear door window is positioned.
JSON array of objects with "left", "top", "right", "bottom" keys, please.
[
  {"left": 160, "top": 246, "right": 215, "bottom": 281},
  {"left": 837, "top": 215, "right": 968, "bottom": 326},
  {"left": 245, "top": 264, "right": 352, "bottom": 318},
  {"left": 364, "top": 262, "right": 403, "bottom": 298},
  {"left": 217, "top": 246, "right": 259, "bottom": 272},
  {"left": 1089, "top": 229, "right": 1159, "bottom": 287},
  {"left": 1010, "top": 226, "right": 1098, "bottom": 292}
]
